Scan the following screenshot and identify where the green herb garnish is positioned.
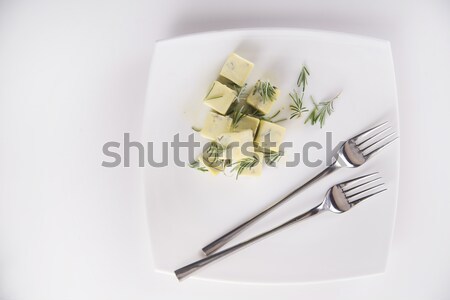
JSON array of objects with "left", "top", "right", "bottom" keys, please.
[
  {"left": 188, "top": 160, "right": 208, "bottom": 172},
  {"left": 264, "top": 151, "right": 284, "bottom": 166},
  {"left": 262, "top": 109, "right": 286, "bottom": 123},
  {"left": 304, "top": 93, "right": 340, "bottom": 128},
  {"left": 229, "top": 84, "right": 249, "bottom": 128},
  {"left": 304, "top": 96, "right": 319, "bottom": 125},
  {"left": 233, "top": 83, "right": 248, "bottom": 103},
  {"left": 297, "top": 65, "right": 310, "bottom": 92},
  {"left": 253, "top": 80, "right": 277, "bottom": 103},
  {"left": 289, "top": 90, "right": 308, "bottom": 119},
  {"left": 231, "top": 155, "right": 260, "bottom": 179},
  {"left": 231, "top": 104, "right": 246, "bottom": 128},
  {"left": 243, "top": 106, "right": 264, "bottom": 118},
  {"left": 204, "top": 141, "right": 226, "bottom": 165},
  {"left": 244, "top": 107, "right": 285, "bottom": 123}
]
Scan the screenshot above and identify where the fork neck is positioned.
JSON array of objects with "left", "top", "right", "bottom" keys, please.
[{"left": 302, "top": 163, "right": 338, "bottom": 188}]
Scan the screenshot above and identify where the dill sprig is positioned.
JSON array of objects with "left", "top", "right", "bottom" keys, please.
[
  {"left": 304, "top": 93, "right": 340, "bottom": 128},
  {"left": 253, "top": 80, "right": 277, "bottom": 103},
  {"left": 289, "top": 90, "right": 308, "bottom": 119},
  {"left": 188, "top": 160, "right": 208, "bottom": 172},
  {"left": 231, "top": 155, "right": 260, "bottom": 179},
  {"left": 297, "top": 65, "right": 310, "bottom": 92}
]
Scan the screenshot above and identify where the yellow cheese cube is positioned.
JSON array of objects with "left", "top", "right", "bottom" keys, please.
[
  {"left": 204, "top": 80, "right": 234, "bottom": 99},
  {"left": 246, "top": 85, "right": 281, "bottom": 115},
  {"left": 200, "top": 112, "right": 232, "bottom": 140},
  {"left": 219, "top": 53, "right": 254, "bottom": 87},
  {"left": 255, "top": 120, "right": 286, "bottom": 152},
  {"left": 217, "top": 129, "right": 254, "bottom": 162},
  {"left": 239, "top": 152, "right": 264, "bottom": 177},
  {"left": 204, "top": 81, "right": 237, "bottom": 115},
  {"left": 231, "top": 115, "right": 260, "bottom": 137}
]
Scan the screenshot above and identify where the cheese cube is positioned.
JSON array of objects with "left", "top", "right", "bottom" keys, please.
[
  {"left": 200, "top": 112, "right": 232, "bottom": 140},
  {"left": 217, "top": 129, "right": 254, "bottom": 162},
  {"left": 219, "top": 53, "right": 254, "bottom": 87},
  {"left": 204, "top": 81, "right": 237, "bottom": 115},
  {"left": 246, "top": 85, "right": 281, "bottom": 115},
  {"left": 198, "top": 155, "right": 223, "bottom": 176},
  {"left": 232, "top": 115, "right": 260, "bottom": 137},
  {"left": 254, "top": 120, "right": 286, "bottom": 152},
  {"left": 239, "top": 152, "right": 264, "bottom": 177}
]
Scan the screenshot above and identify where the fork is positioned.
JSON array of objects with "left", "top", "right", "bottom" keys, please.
[
  {"left": 175, "top": 173, "right": 387, "bottom": 281},
  {"left": 202, "top": 121, "right": 397, "bottom": 255}
]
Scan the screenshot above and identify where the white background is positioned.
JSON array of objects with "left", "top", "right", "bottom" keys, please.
[{"left": 0, "top": 0, "right": 449, "bottom": 299}]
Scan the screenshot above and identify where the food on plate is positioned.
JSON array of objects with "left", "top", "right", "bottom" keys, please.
[
  {"left": 219, "top": 53, "right": 254, "bottom": 86},
  {"left": 246, "top": 80, "right": 280, "bottom": 114},
  {"left": 289, "top": 64, "right": 341, "bottom": 127},
  {"left": 191, "top": 55, "right": 344, "bottom": 177},
  {"left": 190, "top": 53, "right": 285, "bottom": 178},
  {"left": 217, "top": 129, "right": 254, "bottom": 163},
  {"left": 303, "top": 93, "right": 340, "bottom": 128},
  {"left": 198, "top": 155, "right": 223, "bottom": 176},
  {"left": 200, "top": 112, "right": 232, "bottom": 140},
  {"left": 231, "top": 115, "right": 260, "bottom": 136},
  {"left": 254, "top": 120, "right": 286, "bottom": 152},
  {"left": 203, "top": 81, "right": 237, "bottom": 115},
  {"left": 232, "top": 152, "right": 264, "bottom": 178}
]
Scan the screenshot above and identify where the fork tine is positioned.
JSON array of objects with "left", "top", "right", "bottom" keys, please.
[
  {"left": 360, "top": 132, "right": 396, "bottom": 152},
  {"left": 342, "top": 177, "right": 382, "bottom": 193},
  {"left": 346, "top": 183, "right": 385, "bottom": 199},
  {"left": 339, "top": 172, "right": 378, "bottom": 189},
  {"left": 350, "top": 188, "right": 387, "bottom": 206},
  {"left": 364, "top": 137, "right": 399, "bottom": 160},
  {"left": 350, "top": 121, "right": 389, "bottom": 141},
  {"left": 357, "top": 126, "right": 392, "bottom": 147}
]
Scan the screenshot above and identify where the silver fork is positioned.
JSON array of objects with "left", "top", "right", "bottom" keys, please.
[
  {"left": 175, "top": 173, "right": 387, "bottom": 281},
  {"left": 202, "top": 121, "right": 397, "bottom": 255}
]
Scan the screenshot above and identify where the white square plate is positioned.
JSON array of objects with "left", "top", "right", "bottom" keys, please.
[{"left": 143, "top": 29, "right": 399, "bottom": 284}]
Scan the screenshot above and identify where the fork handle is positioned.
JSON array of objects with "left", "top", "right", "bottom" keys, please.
[
  {"left": 201, "top": 164, "right": 338, "bottom": 256},
  {"left": 175, "top": 204, "right": 324, "bottom": 281}
]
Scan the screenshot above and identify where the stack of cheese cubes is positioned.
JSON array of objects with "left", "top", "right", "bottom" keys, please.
[{"left": 198, "top": 53, "right": 286, "bottom": 177}]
